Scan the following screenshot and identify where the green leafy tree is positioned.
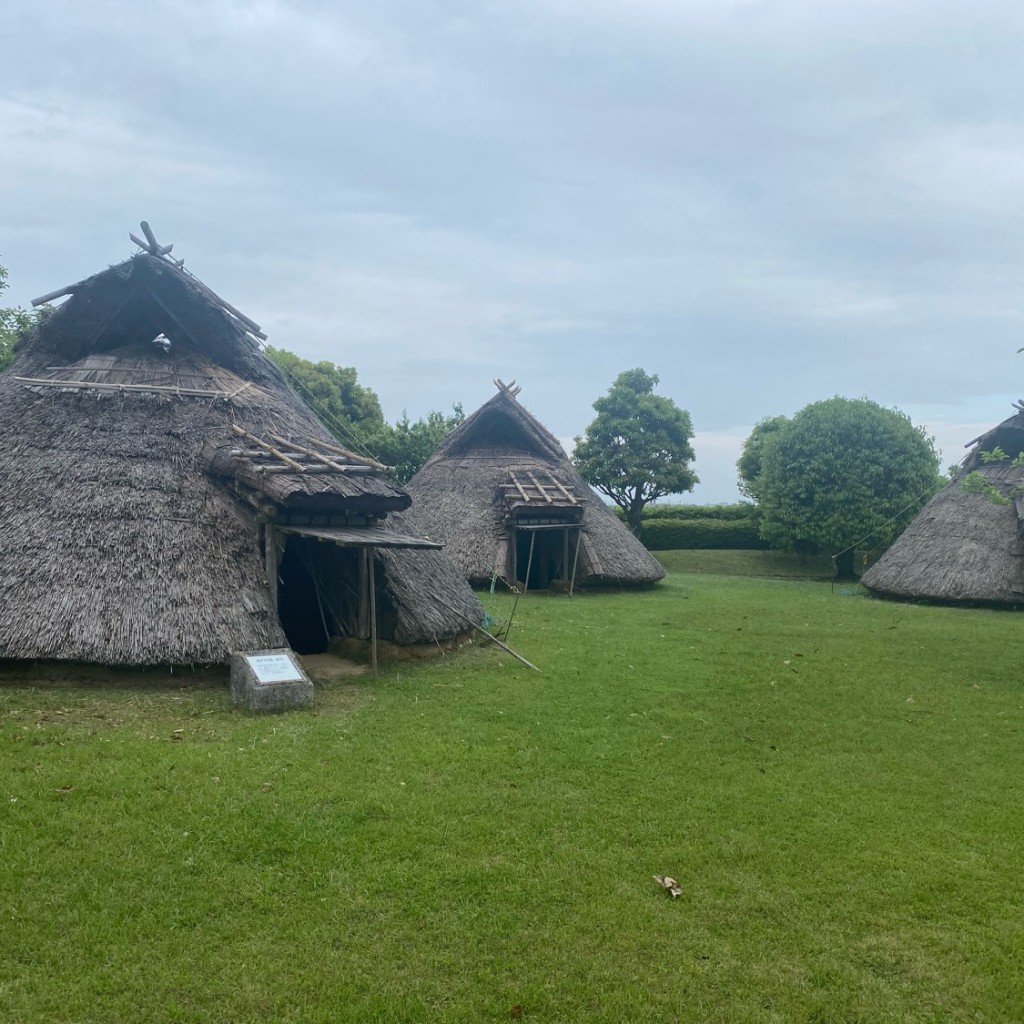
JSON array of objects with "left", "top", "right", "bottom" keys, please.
[
  {"left": 368, "top": 405, "right": 464, "bottom": 484},
  {"left": 265, "top": 345, "right": 385, "bottom": 443},
  {"left": 265, "top": 345, "right": 462, "bottom": 482},
  {"left": 573, "top": 368, "right": 698, "bottom": 533},
  {"left": 0, "top": 262, "right": 41, "bottom": 372},
  {"left": 736, "top": 414, "right": 788, "bottom": 500},
  {"left": 753, "top": 396, "right": 940, "bottom": 577}
]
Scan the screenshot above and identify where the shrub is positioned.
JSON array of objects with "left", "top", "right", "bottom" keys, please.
[
  {"left": 614, "top": 502, "right": 756, "bottom": 523},
  {"left": 640, "top": 517, "right": 769, "bottom": 551}
]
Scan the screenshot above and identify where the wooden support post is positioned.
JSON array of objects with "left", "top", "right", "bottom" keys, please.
[
  {"left": 569, "top": 527, "right": 583, "bottom": 596},
  {"left": 367, "top": 547, "right": 378, "bottom": 675},
  {"left": 523, "top": 530, "right": 536, "bottom": 597},
  {"left": 563, "top": 526, "right": 570, "bottom": 581},
  {"left": 358, "top": 548, "right": 368, "bottom": 638},
  {"left": 265, "top": 526, "right": 279, "bottom": 608}
]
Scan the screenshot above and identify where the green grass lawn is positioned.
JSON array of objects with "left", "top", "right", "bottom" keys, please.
[{"left": 2, "top": 561, "right": 1022, "bottom": 1022}]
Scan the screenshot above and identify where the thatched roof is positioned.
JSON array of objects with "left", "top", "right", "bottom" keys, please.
[
  {"left": 862, "top": 409, "right": 1024, "bottom": 605},
  {"left": 0, "top": 247, "right": 481, "bottom": 664},
  {"left": 400, "top": 383, "right": 666, "bottom": 587}
]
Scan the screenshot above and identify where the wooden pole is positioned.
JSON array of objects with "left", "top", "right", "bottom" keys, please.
[
  {"left": 231, "top": 424, "right": 306, "bottom": 471},
  {"left": 472, "top": 624, "right": 540, "bottom": 671},
  {"left": 569, "top": 527, "right": 583, "bottom": 596},
  {"left": 305, "top": 547, "right": 331, "bottom": 646},
  {"left": 31, "top": 285, "right": 76, "bottom": 307},
  {"left": 427, "top": 590, "right": 540, "bottom": 672},
  {"left": 265, "top": 526, "right": 279, "bottom": 608},
  {"left": 367, "top": 547, "right": 378, "bottom": 675},
  {"left": 523, "top": 530, "right": 536, "bottom": 596}
]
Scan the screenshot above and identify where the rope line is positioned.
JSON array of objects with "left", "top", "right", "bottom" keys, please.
[
  {"left": 830, "top": 479, "right": 944, "bottom": 565},
  {"left": 278, "top": 366, "right": 383, "bottom": 463}
]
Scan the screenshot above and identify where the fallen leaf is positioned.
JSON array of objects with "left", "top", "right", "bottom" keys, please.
[
  {"left": 654, "top": 874, "right": 683, "bottom": 897},
  {"left": 510, "top": 1006, "right": 523, "bottom": 1019}
]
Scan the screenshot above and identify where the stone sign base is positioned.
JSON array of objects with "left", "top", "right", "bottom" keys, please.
[{"left": 230, "top": 648, "right": 314, "bottom": 713}]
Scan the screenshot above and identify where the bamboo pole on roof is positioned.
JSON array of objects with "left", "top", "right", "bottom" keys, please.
[
  {"left": 231, "top": 424, "right": 305, "bottom": 471},
  {"left": 306, "top": 435, "right": 390, "bottom": 471},
  {"left": 550, "top": 477, "right": 577, "bottom": 503},
  {"left": 509, "top": 472, "right": 530, "bottom": 503},
  {"left": 526, "top": 470, "right": 553, "bottom": 503},
  {"left": 267, "top": 432, "right": 351, "bottom": 470}
]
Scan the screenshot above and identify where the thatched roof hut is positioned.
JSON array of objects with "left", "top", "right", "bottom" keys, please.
[
  {"left": 862, "top": 407, "right": 1024, "bottom": 605},
  {"left": 401, "top": 381, "right": 666, "bottom": 589},
  {"left": 0, "top": 233, "right": 482, "bottom": 665}
]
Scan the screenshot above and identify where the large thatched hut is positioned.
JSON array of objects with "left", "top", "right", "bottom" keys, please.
[
  {"left": 0, "top": 230, "right": 482, "bottom": 665},
  {"left": 401, "top": 381, "right": 666, "bottom": 589},
  {"left": 862, "top": 406, "right": 1024, "bottom": 605}
]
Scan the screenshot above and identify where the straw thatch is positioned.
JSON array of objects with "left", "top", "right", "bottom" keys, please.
[
  {"left": 0, "top": 250, "right": 482, "bottom": 665},
  {"left": 862, "top": 409, "right": 1024, "bottom": 605},
  {"left": 400, "top": 384, "right": 666, "bottom": 587}
]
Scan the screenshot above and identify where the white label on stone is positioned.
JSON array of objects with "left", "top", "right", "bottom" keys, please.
[{"left": 247, "top": 653, "right": 304, "bottom": 684}]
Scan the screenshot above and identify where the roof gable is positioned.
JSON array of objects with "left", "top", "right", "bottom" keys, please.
[
  {"left": 428, "top": 386, "right": 567, "bottom": 467},
  {"left": 14, "top": 252, "right": 282, "bottom": 389}
]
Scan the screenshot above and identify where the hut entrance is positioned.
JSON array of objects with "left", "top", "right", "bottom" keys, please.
[
  {"left": 277, "top": 534, "right": 334, "bottom": 654},
  {"left": 272, "top": 525, "right": 444, "bottom": 669},
  {"left": 513, "top": 523, "right": 580, "bottom": 591}
]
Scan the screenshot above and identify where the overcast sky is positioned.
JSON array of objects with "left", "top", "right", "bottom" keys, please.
[{"left": 4, "top": 0, "right": 1024, "bottom": 501}]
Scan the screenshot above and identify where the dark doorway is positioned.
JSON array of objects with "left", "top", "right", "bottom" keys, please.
[
  {"left": 515, "top": 527, "right": 570, "bottom": 590},
  {"left": 277, "top": 535, "right": 330, "bottom": 654}
]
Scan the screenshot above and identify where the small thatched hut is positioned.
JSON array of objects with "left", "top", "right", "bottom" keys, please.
[
  {"left": 401, "top": 381, "right": 666, "bottom": 590},
  {"left": 0, "top": 229, "right": 482, "bottom": 665},
  {"left": 862, "top": 406, "right": 1024, "bottom": 605}
]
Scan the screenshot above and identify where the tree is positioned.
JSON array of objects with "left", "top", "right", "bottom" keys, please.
[
  {"left": 736, "top": 414, "right": 788, "bottom": 500},
  {"left": 265, "top": 344, "right": 462, "bottom": 482},
  {"left": 752, "top": 396, "right": 940, "bottom": 578},
  {"left": 0, "top": 262, "right": 41, "bottom": 373},
  {"left": 264, "top": 345, "right": 385, "bottom": 443},
  {"left": 573, "top": 368, "right": 698, "bottom": 533},
  {"left": 368, "top": 405, "right": 464, "bottom": 484}
]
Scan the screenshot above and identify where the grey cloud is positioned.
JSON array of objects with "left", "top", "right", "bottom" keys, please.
[{"left": 4, "top": 1, "right": 1024, "bottom": 502}]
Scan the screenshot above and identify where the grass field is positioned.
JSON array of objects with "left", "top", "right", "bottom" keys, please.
[{"left": 2, "top": 556, "right": 1022, "bottom": 1022}]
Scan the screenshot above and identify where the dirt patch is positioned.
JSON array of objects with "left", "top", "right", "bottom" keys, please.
[{"left": 299, "top": 652, "right": 368, "bottom": 683}]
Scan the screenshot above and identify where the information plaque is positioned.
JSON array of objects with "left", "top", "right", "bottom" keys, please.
[{"left": 246, "top": 652, "right": 304, "bottom": 685}]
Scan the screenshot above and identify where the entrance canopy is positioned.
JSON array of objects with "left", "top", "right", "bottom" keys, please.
[{"left": 278, "top": 525, "right": 442, "bottom": 549}]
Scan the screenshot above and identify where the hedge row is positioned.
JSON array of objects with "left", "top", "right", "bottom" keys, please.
[
  {"left": 615, "top": 502, "right": 757, "bottom": 523},
  {"left": 640, "top": 517, "right": 769, "bottom": 551}
]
